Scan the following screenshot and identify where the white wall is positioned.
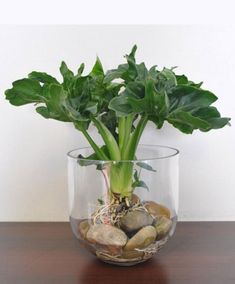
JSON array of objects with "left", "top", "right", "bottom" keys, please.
[{"left": 0, "top": 25, "right": 234, "bottom": 221}]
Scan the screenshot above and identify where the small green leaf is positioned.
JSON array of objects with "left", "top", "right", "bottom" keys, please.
[
  {"left": 176, "top": 74, "right": 189, "bottom": 85},
  {"left": 36, "top": 106, "right": 50, "bottom": 118},
  {"left": 60, "top": 61, "right": 74, "bottom": 78},
  {"left": 136, "top": 162, "right": 156, "bottom": 172},
  {"left": 133, "top": 169, "right": 139, "bottom": 181},
  {"left": 85, "top": 101, "right": 98, "bottom": 114},
  {"left": 77, "top": 145, "right": 110, "bottom": 167},
  {"left": 132, "top": 180, "right": 149, "bottom": 191},
  {"left": 60, "top": 61, "right": 74, "bottom": 90},
  {"left": 90, "top": 57, "right": 104, "bottom": 77},
  {"left": 77, "top": 63, "right": 85, "bottom": 76},
  {"left": 98, "top": 198, "right": 105, "bottom": 205}
]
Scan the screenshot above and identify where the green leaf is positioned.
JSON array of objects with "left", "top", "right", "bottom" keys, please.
[
  {"left": 5, "top": 78, "right": 43, "bottom": 106},
  {"left": 203, "top": 117, "right": 231, "bottom": 131},
  {"left": 160, "top": 68, "right": 177, "bottom": 88},
  {"left": 104, "top": 68, "right": 124, "bottom": 83},
  {"left": 85, "top": 101, "right": 98, "bottom": 115},
  {"left": 98, "top": 198, "right": 105, "bottom": 205},
  {"left": 60, "top": 61, "right": 74, "bottom": 90},
  {"left": 193, "top": 106, "right": 220, "bottom": 119},
  {"left": 167, "top": 111, "right": 211, "bottom": 132},
  {"left": 104, "top": 45, "right": 138, "bottom": 84},
  {"left": 90, "top": 57, "right": 104, "bottom": 77},
  {"left": 137, "top": 180, "right": 149, "bottom": 190},
  {"left": 169, "top": 85, "right": 218, "bottom": 112},
  {"left": 60, "top": 61, "right": 74, "bottom": 79},
  {"left": 176, "top": 74, "right": 203, "bottom": 88},
  {"left": 36, "top": 106, "right": 50, "bottom": 118},
  {"left": 136, "top": 162, "right": 156, "bottom": 172},
  {"left": 77, "top": 145, "right": 110, "bottom": 167},
  {"left": 176, "top": 74, "right": 189, "bottom": 85},
  {"left": 136, "top": 62, "right": 148, "bottom": 81},
  {"left": 128, "top": 45, "right": 137, "bottom": 61},
  {"left": 77, "top": 63, "right": 85, "bottom": 76},
  {"left": 43, "top": 84, "right": 70, "bottom": 121},
  {"left": 28, "top": 71, "right": 59, "bottom": 84},
  {"left": 109, "top": 95, "right": 133, "bottom": 116},
  {"left": 132, "top": 180, "right": 149, "bottom": 191},
  {"left": 124, "top": 45, "right": 138, "bottom": 80}
]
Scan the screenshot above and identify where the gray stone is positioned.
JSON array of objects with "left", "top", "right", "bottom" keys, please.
[
  {"left": 78, "top": 219, "right": 90, "bottom": 239},
  {"left": 144, "top": 201, "right": 171, "bottom": 219},
  {"left": 124, "top": 225, "right": 157, "bottom": 251},
  {"left": 86, "top": 224, "right": 127, "bottom": 255},
  {"left": 120, "top": 210, "right": 153, "bottom": 233},
  {"left": 154, "top": 216, "right": 173, "bottom": 240}
]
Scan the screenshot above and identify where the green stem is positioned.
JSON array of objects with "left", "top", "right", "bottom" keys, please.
[
  {"left": 75, "top": 124, "right": 108, "bottom": 160},
  {"left": 110, "top": 114, "right": 148, "bottom": 198},
  {"left": 123, "top": 114, "right": 148, "bottom": 160},
  {"left": 109, "top": 162, "right": 134, "bottom": 197},
  {"left": 118, "top": 114, "right": 135, "bottom": 157},
  {"left": 122, "top": 114, "right": 135, "bottom": 156},
  {"left": 92, "top": 117, "right": 121, "bottom": 161},
  {"left": 118, "top": 117, "right": 126, "bottom": 151}
]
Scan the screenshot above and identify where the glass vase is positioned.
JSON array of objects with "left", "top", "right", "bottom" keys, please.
[{"left": 67, "top": 145, "right": 179, "bottom": 266}]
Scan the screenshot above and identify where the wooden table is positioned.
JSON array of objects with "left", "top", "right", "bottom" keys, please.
[{"left": 0, "top": 222, "right": 234, "bottom": 284}]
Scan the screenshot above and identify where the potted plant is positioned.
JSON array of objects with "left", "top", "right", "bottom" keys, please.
[{"left": 5, "top": 46, "right": 230, "bottom": 266}]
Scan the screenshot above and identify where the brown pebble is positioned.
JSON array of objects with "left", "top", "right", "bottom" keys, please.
[{"left": 144, "top": 201, "right": 171, "bottom": 219}]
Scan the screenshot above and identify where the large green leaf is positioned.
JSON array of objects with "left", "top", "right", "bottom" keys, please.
[
  {"left": 42, "top": 84, "right": 70, "bottom": 121},
  {"left": 193, "top": 106, "right": 231, "bottom": 131},
  {"left": 169, "top": 85, "right": 218, "bottom": 112},
  {"left": 5, "top": 78, "right": 43, "bottom": 105},
  {"left": 28, "top": 71, "right": 59, "bottom": 84},
  {"left": 167, "top": 111, "right": 211, "bottom": 133}
]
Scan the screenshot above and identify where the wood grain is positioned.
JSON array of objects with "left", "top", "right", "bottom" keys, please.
[{"left": 0, "top": 222, "right": 234, "bottom": 284}]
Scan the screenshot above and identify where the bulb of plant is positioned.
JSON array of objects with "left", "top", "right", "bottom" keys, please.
[{"left": 5, "top": 45, "right": 231, "bottom": 265}]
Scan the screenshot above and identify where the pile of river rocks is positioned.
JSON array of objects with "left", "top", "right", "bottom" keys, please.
[{"left": 78, "top": 200, "right": 173, "bottom": 261}]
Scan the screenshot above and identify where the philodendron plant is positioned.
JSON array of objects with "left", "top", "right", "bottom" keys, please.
[
  {"left": 5, "top": 45, "right": 231, "bottom": 265},
  {"left": 5, "top": 45, "right": 230, "bottom": 201}
]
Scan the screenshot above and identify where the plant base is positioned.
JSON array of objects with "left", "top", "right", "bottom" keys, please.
[{"left": 70, "top": 196, "right": 176, "bottom": 266}]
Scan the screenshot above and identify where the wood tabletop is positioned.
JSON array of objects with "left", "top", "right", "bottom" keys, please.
[{"left": 0, "top": 222, "right": 234, "bottom": 284}]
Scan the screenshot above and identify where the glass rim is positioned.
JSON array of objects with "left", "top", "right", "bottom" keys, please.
[{"left": 67, "top": 144, "right": 179, "bottom": 163}]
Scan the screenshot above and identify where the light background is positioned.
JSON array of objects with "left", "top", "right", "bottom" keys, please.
[{"left": 0, "top": 25, "right": 234, "bottom": 221}]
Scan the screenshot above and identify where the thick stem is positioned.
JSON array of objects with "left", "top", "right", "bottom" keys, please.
[
  {"left": 123, "top": 114, "right": 148, "bottom": 160},
  {"left": 118, "top": 117, "right": 126, "bottom": 151},
  {"left": 92, "top": 117, "right": 121, "bottom": 161},
  {"left": 109, "top": 162, "right": 134, "bottom": 198},
  {"left": 118, "top": 114, "right": 135, "bottom": 157},
  {"left": 109, "top": 115, "right": 148, "bottom": 198}
]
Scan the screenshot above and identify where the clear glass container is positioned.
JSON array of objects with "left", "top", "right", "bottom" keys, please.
[{"left": 67, "top": 145, "right": 179, "bottom": 266}]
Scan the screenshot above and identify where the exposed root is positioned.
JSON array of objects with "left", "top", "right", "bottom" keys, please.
[
  {"left": 91, "top": 197, "right": 148, "bottom": 227},
  {"left": 96, "top": 251, "right": 142, "bottom": 263}
]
